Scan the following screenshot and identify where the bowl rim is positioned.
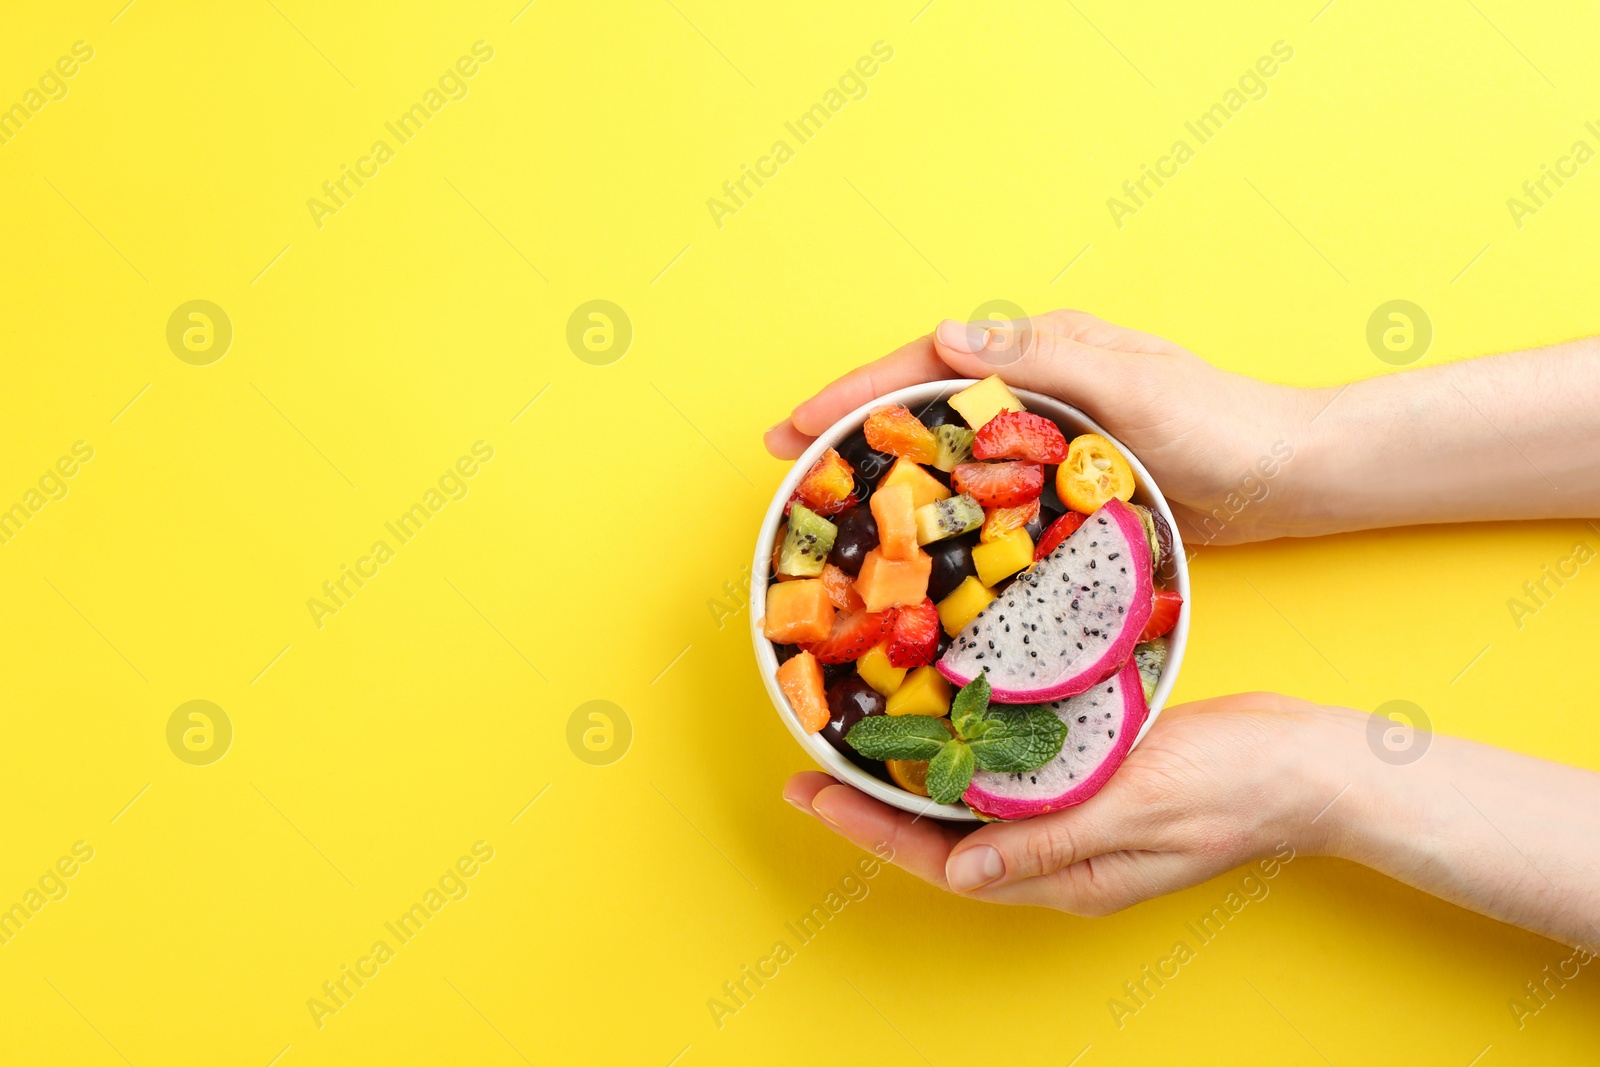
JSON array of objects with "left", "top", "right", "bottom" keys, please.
[{"left": 750, "top": 380, "right": 1190, "bottom": 821}]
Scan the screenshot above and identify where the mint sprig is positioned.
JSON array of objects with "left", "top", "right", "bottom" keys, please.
[{"left": 845, "top": 673, "right": 1069, "bottom": 805}]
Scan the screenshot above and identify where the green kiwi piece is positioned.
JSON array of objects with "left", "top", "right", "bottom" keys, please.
[
  {"left": 914, "top": 493, "right": 984, "bottom": 544},
  {"left": 779, "top": 504, "right": 837, "bottom": 577},
  {"left": 932, "top": 425, "right": 975, "bottom": 473}
]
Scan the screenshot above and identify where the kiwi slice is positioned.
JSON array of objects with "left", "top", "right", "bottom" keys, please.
[
  {"left": 778, "top": 504, "right": 837, "bottom": 577},
  {"left": 914, "top": 493, "right": 984, "bottom": 545},
  {"left": 932, "top": 425, "right": 975, "bottom": 473},
  {"left": 1134, "top": 637, "right": 1168, "bottom": 703}
]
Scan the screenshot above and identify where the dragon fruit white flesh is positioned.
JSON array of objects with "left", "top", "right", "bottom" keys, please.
[
  {"left": 962, "top": 660, "right": 1149, "bottom": 819},
  {"left": 936, "top": 498, "right": 1154, "bottom": 703}
]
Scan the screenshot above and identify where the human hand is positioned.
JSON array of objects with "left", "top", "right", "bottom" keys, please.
[
  {"left": 782, "top": 693, "right": 1353, "bottom": 914},
  {"left": 764, "top": 310, "right": 1317, "bottom": 545}
]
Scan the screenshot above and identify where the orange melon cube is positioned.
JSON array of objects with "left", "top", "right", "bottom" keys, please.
[
  {"left": 854, "top": 547, "right": 932, "bottom": 612},
  {"left": 776, "top": 651, "right": 829, "bottom": 733},
  {"left": 762, "top": 579, "right": 834, "bottom": 644},
  {"left": 870, "top": 483, "right": 918, "bottom": 561}
]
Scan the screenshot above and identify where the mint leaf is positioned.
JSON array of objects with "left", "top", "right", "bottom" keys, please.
[
  {"left": 950, "top": 674, "right": 992, "bottom": 740},
  {"left": 925, "top": 740, "right": 976, "bottom": 805},
  {"left": 968, "top": 705, "right": 1069, "bottom": 773},
  {"left": 845, "top": 715, "right": 950, "bottom": 761}
]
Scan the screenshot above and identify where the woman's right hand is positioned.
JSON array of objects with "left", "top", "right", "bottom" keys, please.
[{"left": 764, "top": 310, "right": 1318, "bottom": 545}]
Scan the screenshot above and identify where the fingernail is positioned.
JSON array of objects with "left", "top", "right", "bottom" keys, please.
[
  {"left": 768, "top": 417, "right": 790, "bottom": 433},
  {"left": 947, "top": 845, "right": 1004, "bottom": 891},
  {"left": 936, "top": 319, "right": 990, "bottom": 355},
  {"left": 810, "top": 793, "right": 843, "bottom": 829},
  {"left": 785, "top": 795, "right": 811, "bottom": 814}
]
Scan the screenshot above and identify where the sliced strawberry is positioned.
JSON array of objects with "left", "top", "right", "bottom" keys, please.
[
  {"left": 820, "top": 563, "right": 866, "bottom": 613},
  {"left": 971, "top": 411, "right": 1067, "bottom": 463},
  {"left": 980, "top": 499, "right": 1040, "bottom": 543},
  {"left": 864, "top": 405, "right": 939, "bottom": 465},
  {"left": 1033, "top": 510, "right": 1087, "bottom": 560},
  {"left": 1139, "top": 588, "right": 1183, "bottom": 642},
  {"left": 793, "top": 448, "right": 856, "bottom": 515},
  {"left": 950, "top": 461, "right": 1044, "bottom": 508},
  {"left": 885, "top": 598, "right": 939, "bottom": 667},
  {"left": 802, "top": 610, "right": 894, "bottom": 664}
]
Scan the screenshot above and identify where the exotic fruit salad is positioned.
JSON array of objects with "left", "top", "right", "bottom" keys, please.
[{"left": 760, "top": 377, "right": 1184, "bottom": 819}]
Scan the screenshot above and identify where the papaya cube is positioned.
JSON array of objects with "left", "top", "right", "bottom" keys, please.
[
  {"left": 878, "top": 458, "right": 950, "bottom": 511},
  {"left": 949, "top": 375, "right": 1025, "bottom": 433},
  {"left": 972, "top": 528, "right": 1034, "bottom": 587},
  {"left": 776, "top": 651, "right": 829, "bottom": 732},
  {"left": 762, "top": 579, "right": 834, "bottom": 644},
  {"left": 856, "top": 642, "right": 907, "bottom": 696},
  {"left": 937, "top": 576, "right": 995, "bottom": 637},
  {"left": 886, "top": 666, "right": 951, "bottom": 717},
  {"left": 855, "top": 547, "right": 932, "bottom": 613},
  {"left": 870, "top": 483, "right": 918, "bottom": 561}
]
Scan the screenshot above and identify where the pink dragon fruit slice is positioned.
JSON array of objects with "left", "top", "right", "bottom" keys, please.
[
  {"left": 936, "top": 498, "right": 1153, "bottom": 703},
  {"left": 963, "top": 660, "right": 1149, "bottom": 819}
]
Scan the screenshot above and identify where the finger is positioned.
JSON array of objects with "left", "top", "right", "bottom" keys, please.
[
  {"left": 1029, "top": 308, "right": 1186, "bottom": 356},
  {"left": 1158, "top": 691, "right": 1325, "bottom": 719},
  {"left": 789, "top": 335, "right": 949, "bottom": 437},
  {"left": 944, "top": 788, "right": 1156, "bottom": 892},
  {"left": 786, "top": 775, "right": 967, "bottom": 888},
  {"left": 931, "top": 316, "right": 1137, "bottom": 415},
  {"left": 968, "top": 849, "right": 1207, "bottom": 915},
  {"left": 763, "top": 420, "right": 816, "bottom": 460}
]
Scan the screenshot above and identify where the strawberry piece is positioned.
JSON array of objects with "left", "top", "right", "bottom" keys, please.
[
  {"left": 972, "top": 411, "right": 1067, "bottom": 463},
  {"left": 885, "top": 598, "right": 939, "bottom": 668},
  {"left": 821, "top": 563, "right": 866, "bottom": 613},
  {"left": 1033, "top": 510, "right": 1087, "bottom": 560},
  {"left": 793, "top": 448, "right": 857, "bottom": 516},
  {"left": 802, "top": 610, "right": 894, "bottom": 664},
  {"left": 864, "top": 405, "right": 939, "bottom": 465},
  {"left": 1139, "top": 588, "right": 1183, "bottom": 642},
  {"left": 980, "top": 499, "right": 1040, "bottom": 543},
  {"left": 950, "top": 461, "right": 1044, "bottom": 508}
]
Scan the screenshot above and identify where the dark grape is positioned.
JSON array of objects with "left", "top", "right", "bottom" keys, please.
[
  {"left": 773, "top": 643, "right": 799, "bottom": 665},
  {"left": 926, "top": 534, "right": 978, "bottom": 602},
  {"left": 836, "top": 430, "right": 894, "bottom": 497},
  {"left": 821, "top": 660, "right": 856, "bottom": 690},
  {"left": 1029, "top": 503, "right": 1060, "bottom": 542},
  {"left": 822, "top": 677, "right": 887, "bottom": 770},
  {"left": 828, "top": 504, "right": 878, "bottom": 577},
  {"left": 912, "top": 399, "right": 960, "bottom": 430}
]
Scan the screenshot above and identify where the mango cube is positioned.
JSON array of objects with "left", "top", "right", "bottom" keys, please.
[
  {"left": 877, "top": 458, "right": 950, "bottom": 511},
  {"left": 886, "top": 666, "right": 951, "bottom": 716},
  {"left": 949, "top": 375, "right": 1025, "bottom": 432},
  {"left": 972, "top": 528, "right": 1034, "bottom": 587},
  {"left": 937, "top": 576, "right": 995, "bottom": 637},
  {"left": 856, "top": 643, "right": 907, "bottom": 696}
]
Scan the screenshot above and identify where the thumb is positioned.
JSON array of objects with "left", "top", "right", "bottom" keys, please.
[
  {"left": 944, "top": 793, "right": 1151, "bottom": 893},
  {"left": 932, "top": 314, "right": 1138, "bottom": 415}
]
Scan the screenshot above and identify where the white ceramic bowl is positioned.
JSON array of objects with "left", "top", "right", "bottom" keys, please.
[{"left": 751, "top": 381, "right": 1190, "bottom": 821}]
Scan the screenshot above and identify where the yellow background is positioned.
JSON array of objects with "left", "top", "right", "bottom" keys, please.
[{"left": 2, "top": 0, "right": 1598, "bottom": 1063}]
